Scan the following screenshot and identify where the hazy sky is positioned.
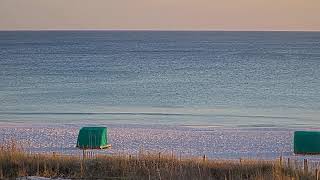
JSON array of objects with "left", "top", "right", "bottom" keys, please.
[{"left": 0, "top": 0, "right": 319, "bottom": 31}]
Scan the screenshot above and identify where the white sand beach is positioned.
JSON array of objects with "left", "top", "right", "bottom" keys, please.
[{"left": 1, "top": 122, "right": 320, "bottom": 162}]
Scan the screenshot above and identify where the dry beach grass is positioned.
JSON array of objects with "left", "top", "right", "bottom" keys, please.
[{"left": 0, "top": 141, "right": 318, "bottom": 179}]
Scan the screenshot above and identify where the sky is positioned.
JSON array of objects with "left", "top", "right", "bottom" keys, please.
[{"left": 0, "top": 0, "right": 319, "bottom": 31}]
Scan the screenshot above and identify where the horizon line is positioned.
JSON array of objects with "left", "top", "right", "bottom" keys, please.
[{"left": 0, "top": 29, "right": 320, "bottom": 32}]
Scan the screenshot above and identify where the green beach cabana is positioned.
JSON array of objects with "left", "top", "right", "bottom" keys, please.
[
  {"left": 76, "top": 127, "right": 111, "bottom": 149},
  {"left": 294, "top": 131, "right": 320, "bottom": 154}
]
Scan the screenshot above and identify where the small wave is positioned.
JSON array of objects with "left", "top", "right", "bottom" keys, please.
[
  {"left": 0, "top": 112, "right": 307, "bottom": 121},
  {"left": 0, "top": 112, "right": 192, "bottom": 116},
  {"left": 236, "top": 124, "right": 279, "bottom": 128}
]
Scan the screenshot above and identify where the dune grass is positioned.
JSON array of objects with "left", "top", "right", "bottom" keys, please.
[{"left": 0, "top": 141, "right": 317, "bottom": 179}]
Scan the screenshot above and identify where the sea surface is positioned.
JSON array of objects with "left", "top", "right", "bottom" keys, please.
[{"left": 0, "top": 31, "right": 320, "bottom": 128}]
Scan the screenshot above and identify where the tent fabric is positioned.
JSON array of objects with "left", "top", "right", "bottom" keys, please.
[
  {"left": 294, "top": 131, "right": 320, "bottom": 154},
  {"left": 76, "top": 127, "right": 109, "bottom": 149}
]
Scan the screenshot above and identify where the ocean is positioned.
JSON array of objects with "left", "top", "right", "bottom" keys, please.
[{"left": 1, "top": 31, "right": 320, "bottom": 128}]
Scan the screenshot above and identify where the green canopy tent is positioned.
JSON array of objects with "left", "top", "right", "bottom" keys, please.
[
  {"left": 294, "top": 131, "right": 320, "bottom": 154},
  {"left": 76, "top": 127, "right": 111, "bottom": 149}
]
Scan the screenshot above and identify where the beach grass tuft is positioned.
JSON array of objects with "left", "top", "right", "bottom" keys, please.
[{"left": 0, "top": 141, "right": 317, "bottom": 179}]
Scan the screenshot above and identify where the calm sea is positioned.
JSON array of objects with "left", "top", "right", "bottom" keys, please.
[{"left": 0, "top": 31, "right": 319, "bottom": 127}]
